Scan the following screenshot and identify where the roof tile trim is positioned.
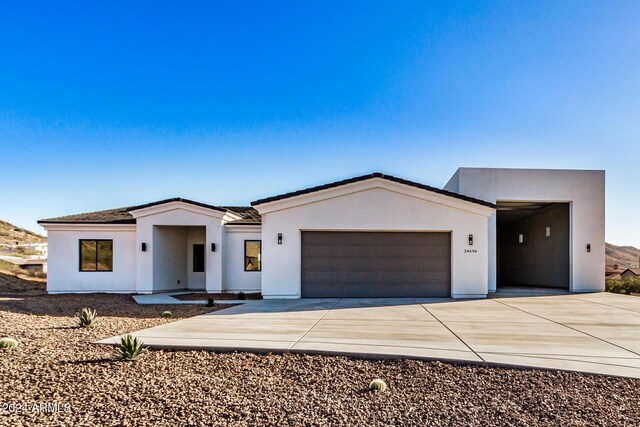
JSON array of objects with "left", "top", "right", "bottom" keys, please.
[
  {"left": 251, "top": 172, "right": 497, "bottom": 208},
  {"left": 39, "top": 198, "right": 260, "bottom": 224}
]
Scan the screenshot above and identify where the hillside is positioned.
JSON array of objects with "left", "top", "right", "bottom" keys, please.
[
  {"left": 0, "top": 220, "right": 46, "bottom": 245},
  {"left": 606, "top": 242, "right": 640, "bottom": 269}
]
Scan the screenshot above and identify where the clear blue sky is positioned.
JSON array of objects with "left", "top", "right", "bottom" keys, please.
[{"left": 1, "top": 1, "right": 638, "bottom": 246}]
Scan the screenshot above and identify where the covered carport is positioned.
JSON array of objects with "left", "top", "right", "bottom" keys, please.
[{"left": 496, "top": 202, "right": 570, "bottom": 289}]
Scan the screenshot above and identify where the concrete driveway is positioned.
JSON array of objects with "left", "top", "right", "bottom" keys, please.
[{"left": 100, "top": 292, "right": 640, "bottom": 378}]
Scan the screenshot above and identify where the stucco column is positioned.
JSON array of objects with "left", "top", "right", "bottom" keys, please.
[
  {"left": 488, "top": 212, "right": 497, "bottom": 292},
  {"left": 205, "top": 223, "right": 223, "bottom": 292},
  {"left": 135, "top": 219, "right": 154, "bottom": 294}
]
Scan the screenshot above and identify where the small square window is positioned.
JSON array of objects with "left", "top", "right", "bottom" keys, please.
[
  {"left": 79, "top": 239, "right": 113, "bottom": 271},
  {"left": 518, "top": 234, "right": 524, "bottom": 244},
  {"left": 244, "top": 240, "right": 261, "bottom": 271},
  {"left": 545, "top": 227, "right": 551, "bottom": 237}
]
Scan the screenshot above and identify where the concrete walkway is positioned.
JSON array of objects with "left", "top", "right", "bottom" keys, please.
[
  {"left": 99, "top": 292, "right": 640, "bottom": 378},
  {"left": 132, "top": 292, "right": 245, "bottom": 305}
]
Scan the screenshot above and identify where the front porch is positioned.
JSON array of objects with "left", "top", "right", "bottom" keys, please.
[{"left": 130, "top": 200, "right": 232, "bottom": 294}]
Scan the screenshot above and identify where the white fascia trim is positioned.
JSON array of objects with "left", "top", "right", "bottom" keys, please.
[
  {"left": 255, "top": 178, "right": 495, "bottom": 217},
  {"left": 456, "top": 167, "right": 605, "bottom": 173},
  {"left": 224, "top": 225, "right": 262, "bottom": 233},
  {"left": 40, "top": 223, "right": 136, "bottom": 232},
  {"left": 129, "top": 201, "right": 227, "bottom": 220}
]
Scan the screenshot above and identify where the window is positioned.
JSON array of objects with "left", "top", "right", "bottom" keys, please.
[
  {"left": 244, "top": 240, "right": 261, "bottom": 271},
  {"left": 79, "top": 240, "right": 113, "bottom": 271},
  {"left": 193, "top": 244, "right": 205, "bottom": 272}
]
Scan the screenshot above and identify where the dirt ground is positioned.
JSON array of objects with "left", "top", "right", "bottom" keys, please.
[{"left": 1, "top": 274, "right": 640, "bottom": 426}]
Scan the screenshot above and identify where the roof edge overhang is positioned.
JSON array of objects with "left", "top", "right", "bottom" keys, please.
[
  {"left": 252, "top": 173, "right": 496, "bottom": 215},
  {"left": 129, "top": 199, "right": 228, "bottom": 219},
  {"left": 254, "top": 176, "right": 496, "bottom": 217},
  {"left": 38, "top": 219, "right": 135, "bottom": 225},
  {"left": 39, "top": 223, "right": 137, "bottom": 232},
  {"left": 130, "top": 198, "right": 226, "bottom": 214},
  {"left": 252, "top": 173, "right": 495, "bottom": 208}
]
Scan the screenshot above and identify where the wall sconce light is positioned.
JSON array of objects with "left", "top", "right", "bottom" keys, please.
[
  {"left": 518, "top": 234, "right": 524, "bottom": 244},
  {"left": 277, "top": 233, "right": 283, "bottom": 245},
  {"left": 211, "top": 243, "right": 216, "bottom": 252},
  {"left": 587, "top": 243, "right": 591, "bottom": 253},
  {"left": 468, "top": 234, "right": 473, "bottom": 246},
  {"left": 141, "top": 243, "right": 147, "bottom": 252}
]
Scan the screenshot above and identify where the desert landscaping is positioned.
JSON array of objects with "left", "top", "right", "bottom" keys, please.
[{"left": 1, "top": 272, "right": 640, "bottom": 426}]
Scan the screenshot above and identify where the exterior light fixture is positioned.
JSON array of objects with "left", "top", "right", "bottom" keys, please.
[
  {"left": 141, "top": 243, "right": 147, "bottom": 252},
  {"left": 277, "top": 233, "right": 283, "bottom": 245},
  {"left": 518, "top": 234, "right": 524, "bottom": 244},
  {"left": 468, "top": 234, "right": 473, "bottom": 246},
  {"left": 587, "top": 243, "right": 591, "bottom": 253},
  {"left": 211, "top": 243, "right": 216, "bottom": 252}
]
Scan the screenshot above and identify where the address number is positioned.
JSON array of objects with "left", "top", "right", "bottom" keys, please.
[{"left": 464, "top": 249, "right": 478, "bottom": 253}]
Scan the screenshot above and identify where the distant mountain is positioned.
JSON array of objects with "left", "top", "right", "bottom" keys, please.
[
  {"left": 606, "top": 242, "right": 640, "bottom": 270},
  {"left": 0, "top": 220, "right": 46, "bottom": 245}
]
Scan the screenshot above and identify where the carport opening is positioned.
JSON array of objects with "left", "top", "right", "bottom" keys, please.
[{"left": 496, "top": 202, "right": 570, "bottom": 290}]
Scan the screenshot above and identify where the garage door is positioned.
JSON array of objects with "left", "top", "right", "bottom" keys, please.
[{"left": 301, "top": 231, "right": 451, "bottom": 298}]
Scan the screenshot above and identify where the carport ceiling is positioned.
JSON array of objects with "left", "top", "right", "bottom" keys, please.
[{"left": 497, "top": 201, "right": 560, "bottom": 223}]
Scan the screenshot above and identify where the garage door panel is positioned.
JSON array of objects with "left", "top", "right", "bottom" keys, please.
[
  {"left": 414, "top": 271, "right": 451, "bottom": 282},
  {"left": 341, "top": 244, "right": 380, "bottom": 257},
  {"left": 302, "top": 256, "right": 343, "bottom": 269},
  {"left": 341, "top": 271, "right": 382, "bottom": 283},
  {"left": 379, "top": 271, "right": 417, "bottom": 282},
  {"left": 414, "top": 258, "right": 450, "bottom": 270},
  {"left": 303, "top": 271, "right": 340, "bottom": 283},
  {"left": 301, "top": 231, "right": 451, "bottom": 298},
  {"left": 302, "top": 245, "right": 339, "bottom": 257},
  {"left": 343, "top": 284, "right": 379, "bottom": 298}
]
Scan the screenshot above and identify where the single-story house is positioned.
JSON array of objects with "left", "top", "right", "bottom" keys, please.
[
  {"left": 0, "top": 256, "right": 47, "bottom": 274},
  {"left": 620, "top": 268, "right": 640, "bottom": 281},
  {"left": 39, "top": 168, "right": 605, "bottom": 298}
]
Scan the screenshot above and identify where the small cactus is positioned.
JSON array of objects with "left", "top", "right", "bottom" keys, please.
[
  {"left": 161, "top": 311, "right": 172, "bottom": 318},
  {"left": 206, "top": 297, "right": 215, "bottom": 307},
  {"left": 76, "top": 307, "right": 98, "bottom": 328},
  {"left": 0, "top": 337, "right": 18, "bottom": 349},
  {"left": 369, "top": 379, "right": 387, "bottom": 392},
  {"left": 116, "top": 335, "right": 146, "bottom": 361}
]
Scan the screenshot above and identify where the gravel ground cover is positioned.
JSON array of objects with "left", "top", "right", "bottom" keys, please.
[
  {"left": 174, "top": 292, "right": 262, "bottom": 301},
  {"left": 1, "top": 284, "right": 640, "bottom": 426}
]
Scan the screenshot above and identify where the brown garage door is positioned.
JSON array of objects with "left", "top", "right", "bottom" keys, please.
[{"left": 301, "top": 231, "right": 451, "bottom": 298}]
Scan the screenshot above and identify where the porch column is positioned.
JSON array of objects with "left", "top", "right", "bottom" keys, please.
[
  {"left": 205, "top": 222, "right": 223, "bottom": 292},
  {"left": 135, "top": 218, "right": 154, "bottom": 294}
]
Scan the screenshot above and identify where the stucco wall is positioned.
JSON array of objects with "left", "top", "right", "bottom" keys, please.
[
  {"left": 445, "top": 168, "right": 605, "bottom": 292},
  {"left": 45, "top": 225, "right": 136, "bottom": 293},
  {"left": 257, "top": 181, "right": 492, "bottom": 299},
  {"left": 223, "top": 226, "right": 262, "bottom": 292},
  {"left": 153, "top": 226, "right": 188, "bottom": 292}
]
